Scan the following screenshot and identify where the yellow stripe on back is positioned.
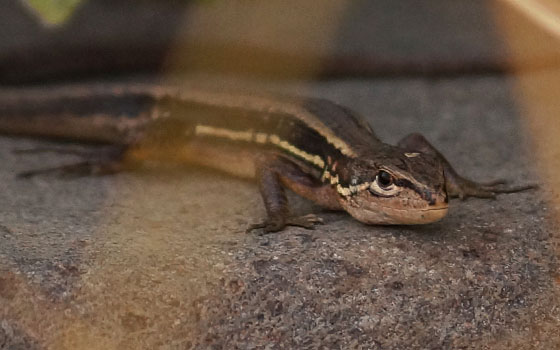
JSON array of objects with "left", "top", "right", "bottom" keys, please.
[
  {"left": 128, "top": 86, "right": 358, "bottom": 158},
  {"left": 194, "top": 124, "right": 326, "bottom": 169}
]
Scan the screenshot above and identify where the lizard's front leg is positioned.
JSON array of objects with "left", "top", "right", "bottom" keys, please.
[
  {"left": 247, "top": 154, "right": 340, "bottom": 234},
  {"left": 397, "top": 133, "right": 536, "bottom": 199}
]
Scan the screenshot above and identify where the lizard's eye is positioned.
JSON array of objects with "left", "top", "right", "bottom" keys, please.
[
  {"left": 369, "top": 170, "right": 400, "bottom": 196},
  {"left": 377, "top": 170, "right": 393, "bottom": 188}
]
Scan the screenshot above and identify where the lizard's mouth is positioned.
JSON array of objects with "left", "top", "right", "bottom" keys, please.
[
  {"left": 340, "top": 188, "right": 449, "bottom": 225},
  {"left": 383, "top": 204, "right": 449, "bottom": 225},
  {"left": 347, "top": 203, "right": 449, "bottom": 225}
]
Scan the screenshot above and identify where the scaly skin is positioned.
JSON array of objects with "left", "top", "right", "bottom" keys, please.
[{"left": 0, "top": 84, "right": 537, "bottom": 232}]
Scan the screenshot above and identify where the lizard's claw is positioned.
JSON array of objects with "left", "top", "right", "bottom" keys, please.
[{"left": 247, "top": 214, "right": 323, "bottom": 234}]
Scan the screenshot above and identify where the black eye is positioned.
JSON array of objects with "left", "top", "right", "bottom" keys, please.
[{"left": 377, "top": 170, "right": 393, "bottom": 187}]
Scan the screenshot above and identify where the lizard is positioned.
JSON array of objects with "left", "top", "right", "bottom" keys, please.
[{"left": 0, "top": 83, "right": 535, "bottom": 232}]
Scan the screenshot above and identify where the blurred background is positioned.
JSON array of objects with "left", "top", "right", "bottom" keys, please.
[
  {"left": 0, "top": 0, "right": 559, "bottom": 83},
  {"left": 1, "top": 0, "right": 560, "bottom": 349}
]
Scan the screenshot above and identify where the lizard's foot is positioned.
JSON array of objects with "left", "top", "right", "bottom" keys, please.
[
  {"left": 246, "top": 214, "right": 324, "bottom": 234},
  {"left": 396, "top": 133, "right": 538, "bottom": 200},
  {"left": 13, "top": 146, "right": 97, "bottom": 157},
  {"left": 17, "top": 159, "right": 127, "bottom": 179},
  {"left": 15, "top": 145, "right": 130, "bottom": 178},
  {"left": 447, "top": 177, "right": 537, "bottom": 200}
]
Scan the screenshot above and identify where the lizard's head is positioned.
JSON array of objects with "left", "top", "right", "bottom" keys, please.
[{"left": 334, "top": 146, "right": 448, "bottom": 225}]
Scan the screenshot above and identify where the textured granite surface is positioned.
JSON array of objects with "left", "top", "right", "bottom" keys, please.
[{"left": 0, "top": 75, "right": 558, "bottom": 349}]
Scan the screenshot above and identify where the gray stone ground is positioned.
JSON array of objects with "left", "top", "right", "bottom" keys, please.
[{"left": 0, "top": 75, "right": 559, "bottom": 349}]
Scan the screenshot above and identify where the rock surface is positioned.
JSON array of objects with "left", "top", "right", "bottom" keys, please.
[{"left": 0, "top": 76, "right": 558, "bottom": 349}]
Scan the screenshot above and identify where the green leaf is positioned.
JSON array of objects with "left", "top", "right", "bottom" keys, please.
[{"left": 25, "top": 0, "right": 84, "bottom": 25}]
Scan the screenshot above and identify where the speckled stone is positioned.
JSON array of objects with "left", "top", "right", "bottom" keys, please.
[{"left": 0, "top": 76, "right": 558, "bottom": 349}]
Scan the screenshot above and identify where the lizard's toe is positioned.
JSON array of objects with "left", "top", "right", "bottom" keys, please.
[
  {"left": 246, "top": 214, "right": 323, "bottom": 234},
  {"left": 285, "top": 214, "right": 323, "bottom": 229}
]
